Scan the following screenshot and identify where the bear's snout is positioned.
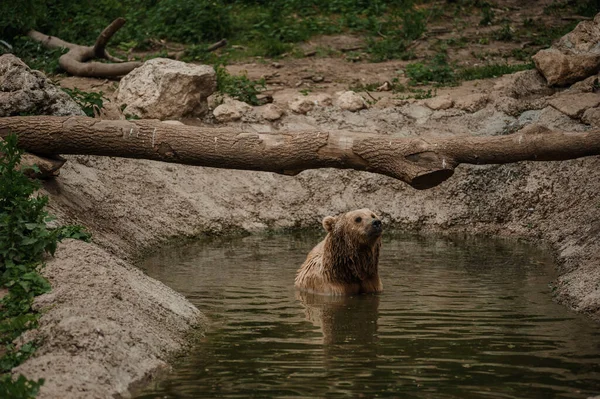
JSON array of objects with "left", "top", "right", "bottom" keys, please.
[{"left": 369, "top": 219, "right": 383, "bottom": 237}]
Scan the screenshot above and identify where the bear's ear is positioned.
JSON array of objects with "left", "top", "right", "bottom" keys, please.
[{"left": 322, "top": 216, "right": 337, "bottom": 233}]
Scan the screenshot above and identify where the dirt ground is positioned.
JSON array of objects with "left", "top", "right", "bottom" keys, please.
[{"left": 12, "top": 2, "right": 600, "bottom": 398}]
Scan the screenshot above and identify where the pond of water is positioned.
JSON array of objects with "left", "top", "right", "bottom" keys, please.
[{"left": 137, "top": 232, "right": 600, "bottom": 399}]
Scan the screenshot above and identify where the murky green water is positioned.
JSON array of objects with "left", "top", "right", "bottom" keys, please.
[{"left": 137, "top": 232, "right": 600, "bottom": 399}]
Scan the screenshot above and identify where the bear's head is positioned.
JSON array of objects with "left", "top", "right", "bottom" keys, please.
[{"left": 322, "top": 208, "right": 383, "bottom": 245}]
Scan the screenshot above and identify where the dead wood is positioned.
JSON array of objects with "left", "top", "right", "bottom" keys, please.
[
  {"left": 0, "top": 116, "right": 599, "bottom": 189},
  {"left": 27, "top": 18, "right": 142, "bottom": 77},
  {"left": 206, "top": 39, "right": 228, "bottom": 52}
]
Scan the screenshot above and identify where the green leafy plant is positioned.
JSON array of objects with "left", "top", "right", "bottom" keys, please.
[
  {"left": 0, "top": 134, "right": 91, "bottom": 396},
  {"left": 148, "top": 0, "right": 233, "bottom": 43},
  {"left": 494, "top": 23, "right": 514, "bottom": 41},
  {"left": 405, "top": 54, "right": 457, "bottom": 86},
  {"left": 479, "top": 3, "right": 495, "bottom": 26},
  {"left": 215, "top": 65, "right": 265, "bottom": 106},
  {"left": 458, "top": 63, "right": 533, "bottom": 80},
  {"left": 2, "top": 37, "right": 66, "bottom": 75},
  {"left": 0, "top": 374, "right": 44, "bottom": 399},
  {"left": 62, "top": 88, "right": 105, "bottom": 117}
]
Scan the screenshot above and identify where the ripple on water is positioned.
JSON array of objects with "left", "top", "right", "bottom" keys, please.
[{"left": 137, "top": 232, "right": 600, "bottom": 399}]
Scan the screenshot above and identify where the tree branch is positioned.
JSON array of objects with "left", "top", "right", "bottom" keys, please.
[
  {"left": 0, "top": 116, "right": 598, "bottom": 189},
  {"left": 27, "top": 18, "right": 141, "bottom": 77},
  {"left": 93, "top": 17, "right": 126, "bottom": 59}
]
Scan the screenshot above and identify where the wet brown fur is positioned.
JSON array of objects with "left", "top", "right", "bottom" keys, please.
[{"left": 295, "top": 209, "right": 383, "bottom": 295}]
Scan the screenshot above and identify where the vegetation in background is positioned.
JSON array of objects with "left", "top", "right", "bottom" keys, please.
[
  {"left": 62, "top": 88, "right": 106, "bottom": 117},
  {"left": 458, "top": 62, "right": 533, "bottom": 80},
  {"left": 0, "top": 0, "right": 432, "bottom": 61},
  {"left": 0, "top": 36, "right": 66, "bottom": 76},
  {"left": 405, "top": 54, "right": 457, "bottom": 86},
  {"left": 0, "top": 134, "right": 91, "bottom": 397},
  {"left": 215, "top": 65, "right": 266, "bottom": 105}
]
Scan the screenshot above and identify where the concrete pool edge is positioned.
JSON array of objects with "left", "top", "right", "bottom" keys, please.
[{"left": 10, "top": 152, "right": 600, "bottom": 398}]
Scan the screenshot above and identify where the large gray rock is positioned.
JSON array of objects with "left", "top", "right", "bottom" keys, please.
[
  {"left": 533, "top": 14, "right": 600, "bottom": 86},
  {"left": 116, "top": 58, "right": 216, "bottom": 120},
  {"left": 0, "top": 54, "right": 84, "bottom": 117}
]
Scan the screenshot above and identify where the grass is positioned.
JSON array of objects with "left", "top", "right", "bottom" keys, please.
[
  {"left": 405, "top": 54, "right": 458, "bottom": 87},
  {"left": 458, "top": 63, "right": 534, "bottom": 81},
  {"left": 214, "top": 65, "right": 266, "bottom": 106}
]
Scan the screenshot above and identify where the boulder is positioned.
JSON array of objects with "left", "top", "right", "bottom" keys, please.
[
  {"left": 116, "top": 58, "right": 216, "bottom": 120},
  {"left": 582, "top": 107, "right": 600, "bottom": 127},
  {"left": 259, "top": 104, "right": 284, "bottom": 121},
  {"left": 424, "top": 95, "right": 453, "bottom": 110},
  {"left": 493, "top": 69, "right": 554, "bottom": 99},
  {"left": 0, "top": 54, "right": 84, "bottom": 117},
  {"left": 548, "top": 92, "right": 600, "bottom": 119},
  {"left": 337, "top": 91, "right": 367, "bottom": 112},
  {"left": 213, "top": 99, "right": 252, "bottom": 122},
  {"left": 288, "top": 93, "right": 332, "bottom": 114},
  {"left": 400, "top": 103, "right": 432, "bottom": 124},
  {"left": 453, "top": 93, "right": 489, "bottom": 113},
  {"left": 532, "top": 14, "right": 600, "bottom": 86}
]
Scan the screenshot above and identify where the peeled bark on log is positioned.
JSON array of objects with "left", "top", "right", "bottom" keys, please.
[
  {"left": 0, "top": 116, "right": 599, "bottom": 189},
  {"left": 27, "top": 18, "right": 141, "bottom": 77}
]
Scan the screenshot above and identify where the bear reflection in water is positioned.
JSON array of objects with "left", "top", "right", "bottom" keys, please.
[{"left": 296, "top": 290, "right": 380, "bottom": 346}]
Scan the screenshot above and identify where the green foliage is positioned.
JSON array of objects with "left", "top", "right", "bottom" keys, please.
[
  {"left": 0, "top": 342, "right": 37, "bottom": 373},
  {"left": 0, "top": 134, "right": 91, "bottom": 396},
  {"left": 479, "top": 3, "right": 495, "bottom": 26},
  {"left": 0, "top": 374, "right": 44, "bottom": 399},
  {"left": 61, "top": 88, "right": 105, "bottom": 117},
  {"left": 494, "top": 23, "right": 514, "bottom": 41},
  {"left": 367, "top": 6, "right": 427, "bottom": 62},
  {"left": 1, "top": 37, "right": 66, "bottom": 76},
  {"left": 521, "top": 19, "right": 578, "bottom": 48},
  {"left": 148, "top": 0, "right": 233, "bottom": 43},
  {"left": 405, "top": 54, "right": 457, "bottom": 86},
  {"left": 215, "top": 65, "right": 266, "bottom": 105},
  {"left": 0, "top": 1, "right": 47, "bottom": 38},
  {"left": 575, "top": 0, "right": 600, "bottom": 16},
  {"left": 458, "top": 63, "right": 533, "bottom": 80},
  {"left": 0, "top": 0, "right": 431, "bottom": 62},
  {"left": 544, "top": 0, "right": 600, "bottom": 17}
]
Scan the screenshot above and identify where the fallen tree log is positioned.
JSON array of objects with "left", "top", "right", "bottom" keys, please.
[
  {"left": 27, "top": 18, "right": 141, "bottom": 77},
  {"left": 0, "top": 116, "right": 599, "bottom": 189}
]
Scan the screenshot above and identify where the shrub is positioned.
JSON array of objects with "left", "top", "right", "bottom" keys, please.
[
  {"left": 62, "top": 88, "right": 105, "bottom": 117},
  {"left": 215, "top": 65, "right": 265, "bottom": 105},
  {"left": 406, "top": 54, "right": 457, "bottom": 86},
  {"left": 148, "top": 0, "right": 233, "bottom": 43},
  {"left": 0, "top": 134, "right": 90, "bottom": 396}
]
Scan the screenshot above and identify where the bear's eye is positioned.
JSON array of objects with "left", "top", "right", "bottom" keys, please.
[
  {"left": 371, "top": 214, "right": 376, "bottom": 218},
  {"left": 354, "top": 217, "right": 362, "bottom": 223}
]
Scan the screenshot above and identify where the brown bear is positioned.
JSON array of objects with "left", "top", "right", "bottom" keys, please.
[{"left": 295, "top": 208, "right": 383, "bottom": 296}]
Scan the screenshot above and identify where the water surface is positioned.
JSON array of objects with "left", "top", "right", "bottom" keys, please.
[{"left": 137, "top": 232, "right": 600, "bottom": 399}]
